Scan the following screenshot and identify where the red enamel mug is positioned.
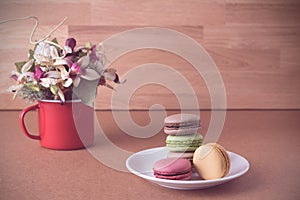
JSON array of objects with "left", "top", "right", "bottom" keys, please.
[{"left": 19, "top": 100, "right": 94, "bottom": 150}]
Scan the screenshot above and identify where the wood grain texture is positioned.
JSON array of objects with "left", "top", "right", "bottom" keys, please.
[
  {"left": 0, "top": 0, "right": 299, "bottom": 110},
  {"left": 225, "top": 3, "right": 300, "bottom": 25},
  {"left": 91, "top": 0, "right": 226, "bottom": 26}
]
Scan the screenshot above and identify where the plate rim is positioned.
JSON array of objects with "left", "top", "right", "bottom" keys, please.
[{"left": 126, "top": 146, "right": 250, "bottom": 185}]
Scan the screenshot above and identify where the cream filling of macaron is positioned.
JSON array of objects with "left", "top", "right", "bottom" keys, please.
[{"left": 214, "top": 144, "right": 230, "bottom": 176}]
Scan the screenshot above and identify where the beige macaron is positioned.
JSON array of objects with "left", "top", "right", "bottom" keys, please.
[{"left": 193, "top": 143, "right": 230, "bottom": 180}]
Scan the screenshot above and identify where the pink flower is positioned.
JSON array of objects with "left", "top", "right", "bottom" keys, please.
[
  {"left": 34, "top": 65, "right": 44, "bottom": 81},
  {"left": 71, "top": 62, "right": 82, "bottom": 75},
  {"left": 11, "top": 74, "right": 18, "bottom": 81}
]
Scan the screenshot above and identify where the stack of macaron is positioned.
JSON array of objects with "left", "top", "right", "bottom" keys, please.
[
  {"left": 164, "top": 114, "right": 203, "bottom": 162},
  {"left": 152, "top": 114, "right": 231, "bottom": 181}
]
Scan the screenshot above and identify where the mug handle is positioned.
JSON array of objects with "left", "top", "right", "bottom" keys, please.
[{"left": 19, "top": 104, "right": 41, "bottom": 140}]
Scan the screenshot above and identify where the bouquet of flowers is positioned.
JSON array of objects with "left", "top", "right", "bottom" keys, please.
[{"left": 9, "top": 37, "right": 123, "bottom": 106}]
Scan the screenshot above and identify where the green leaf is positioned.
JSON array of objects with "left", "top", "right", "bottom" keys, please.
[
  {"left": 28, "top": 64, "right": 35, "bottom": 72},
  {"left": 15, "top": 61, "right": 27, "bottom": 73},
  {"left": 26, "top": 83, "right": 40, "bottom": 92},
  {"left": 50, "top": 85, "right": 59, "bottom": 95},
  {"left": 51, "top": 38, "right": 61, "bottom": 53},
  {"left": 51, "top": 38, "right": 59, "bottom": 44},
  {"left": 85, "top": 42, "right": 92, "bottom": 49},
  {"left": 28, "top": 49, "right": 34, "bottom": 59}
]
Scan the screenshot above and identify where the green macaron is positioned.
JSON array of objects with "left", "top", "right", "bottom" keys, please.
[{"left": 166, "top": 134, "right": 203, "bottom": 152}]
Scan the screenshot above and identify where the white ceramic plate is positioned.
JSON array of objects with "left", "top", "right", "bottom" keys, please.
[{"left": 126, "top": 147, "right": 250, "bottom": 190}]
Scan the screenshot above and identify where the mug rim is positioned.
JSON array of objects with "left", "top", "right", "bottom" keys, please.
[{"left": 38, "top": 99, "right": 82, "bottom": 103}]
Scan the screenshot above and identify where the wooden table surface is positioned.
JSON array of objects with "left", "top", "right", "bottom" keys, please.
[{"left": 0, "top": 110, "right": 299, "bottom": 200}]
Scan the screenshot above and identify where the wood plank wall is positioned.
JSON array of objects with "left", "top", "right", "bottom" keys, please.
[{"left": 0, "top": 0, "right": 299, "bottom": 110}]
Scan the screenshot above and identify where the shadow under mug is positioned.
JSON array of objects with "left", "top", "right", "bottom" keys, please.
[{"left": 19, "top": 100, "right": 94, "bottom": 150}]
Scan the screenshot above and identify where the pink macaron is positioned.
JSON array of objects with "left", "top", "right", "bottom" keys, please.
[{"left": 153, "top": 158, "right": 192, "bottom": 180}]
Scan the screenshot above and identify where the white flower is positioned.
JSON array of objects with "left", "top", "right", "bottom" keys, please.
[
  {"left": 39, "top": 77, "right": 59, "bottom": 88},
  {"left": 33, "top": 42, "right": 59, "bottom": 64},
  {"left": 40, "top": 66, "right": 72, "bottom": 89},
  {"left": 73, "top": 54, "right": 103, "bottom": 87}
]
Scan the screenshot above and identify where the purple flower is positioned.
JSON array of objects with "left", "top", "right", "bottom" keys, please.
[
  {"left": 34, "top": 65, "right": 44, "bottom": 81},
  {"left": 89, "top": 45, "right": 100, "bottom": 62},
  {"left": 65, "top": 38, "right": 77, "bottom": 52},
  {"left": 98, "top": 77, "right": 106, "bottom": 86},
  {"left": 63, "top": 56, "right": 74, "bottom": 67}
]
